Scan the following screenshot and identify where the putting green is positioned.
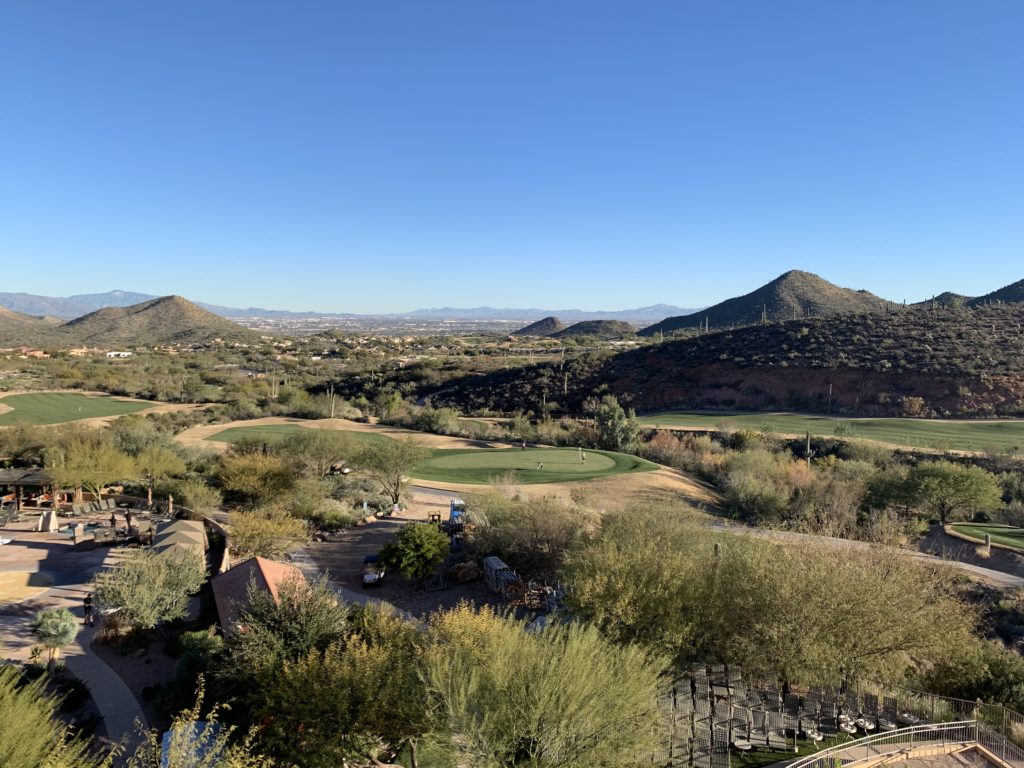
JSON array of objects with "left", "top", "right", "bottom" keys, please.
[
  {"left": 640, "top": 411, "right": 1024, "bottom": 453},
  {"left": 949, "top": 523, "right": 1024, "bottom": 552},
  {"left": 0, "top": 392, "right": 152, "bottom": 426},
  {"left": 411, "top": 447, "right": 659, "bottom": 485},
  {"left": 207, "top": 423, "right": 392, "bottom": 448}
]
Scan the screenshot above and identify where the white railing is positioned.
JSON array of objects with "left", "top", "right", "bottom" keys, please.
[{"left": 788, "top": 720, "right": 979, "bottom": 768}]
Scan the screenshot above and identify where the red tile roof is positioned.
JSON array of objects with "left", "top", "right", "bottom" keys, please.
[{"left": 209, "top": 556, "right": 305, "bottom": 634}]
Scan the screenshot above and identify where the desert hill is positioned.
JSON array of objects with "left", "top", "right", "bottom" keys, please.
[
  {"left": 550, "top": 320, "right": 635, "bottom": 339},
  {"left": 62, "top": 296, "right": 260, "bottom": 346},
  {"left": 0, "top": 307, "right": 63, "bottom": 347},
  {"left": 514, "top": 316, "right": 565, "bottom": 336},
  {"left": 640, "top": 270, "right": 889, "bottom": 336},
  {"left": 430, "top": 304, "right": 1024, "bottom": 418},
  {"left": 970, "top": 279, "right": 1024, "bottom": 307}
]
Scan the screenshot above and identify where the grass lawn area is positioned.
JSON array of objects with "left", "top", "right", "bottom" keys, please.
[
  {"left": 411, "top": 447, "right": 659, "bottom": 485},
  {"left": 205, "top": 423, "right": 393, "bottom": 447},
  {"left": 0, "top": 392, "right": 152, "bottom": 426},
  {"left": 949, "top": 523, "right": 1024, "bottom": 552},
  {"left": 731, "top": 733, "right": 847, "bottom": 768},
  {"left": 639, "top": 410, "right": 1024, "bottom": 452}
]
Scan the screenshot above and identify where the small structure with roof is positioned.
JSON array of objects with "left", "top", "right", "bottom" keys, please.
[
  {"left": 209, "top": 556, "right": 304, "bottom": 635},
  {"left": 151, "top": 518, "right": 207, "bottom": 564}
]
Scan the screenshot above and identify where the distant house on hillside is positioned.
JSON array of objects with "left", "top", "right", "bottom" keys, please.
[
  {"left": 210, "top": 556, "right": 305, "bottom": 635},
  {"left": 105, "top": 350, "right": 132, "bottom": 358}
]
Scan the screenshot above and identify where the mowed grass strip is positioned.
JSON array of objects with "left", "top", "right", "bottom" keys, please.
[
  {"left": 949, "top": 523, "right": 1024, "bottom": 552},
  {"left": 0, "top": 392, "right": 152, "bottom": 426},
  {"left": 639, "top": 411, "right": 1024, "bottom": 452},
  {"left": 205, "top": 423, "right": 393, "bottom": 448},
  {"left": 411, "top": 447, "right": 658, "bottom": 485}
]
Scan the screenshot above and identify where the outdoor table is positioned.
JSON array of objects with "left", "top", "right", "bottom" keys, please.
[
  {"left": 731, "top": 739, "right": 753, "bottom": 752},
  {"left": 877, "top": 718, "right": 898, "bottom": 731},
  {"left": 898, "top": 713, "right": 921, "bottom": 725}
]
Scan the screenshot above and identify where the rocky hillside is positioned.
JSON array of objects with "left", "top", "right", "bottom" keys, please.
[
  {"left": 551, "top": 320, "right": 636, "bottom": 339},
  {"left": 971, "top": 279, "right": 1024, "bottom": 307},
  {"left": 514, "top": 316, "right": 565, "bottom": 336},
  {"left": 61, "top": 296, "right": 260, "bottom": 346},
  {"left": 0, "top": 307, "right": 60, "bottom": 347},
  {"left": 430, "top": 304, "right": 1024, "bottom": 418},
  {"left": 640, "top": 270, "right": 889, "bottom": 336},
  {"left": 0, "top": 296, "right": 262, "bottom": 348}
]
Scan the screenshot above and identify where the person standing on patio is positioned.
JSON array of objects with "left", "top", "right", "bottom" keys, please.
[
  {"left": 110, "top": 510, "right": 117, "bottom": 528},
  {"left": 83, "top": 593, "right": 94, "bottom": 626}
]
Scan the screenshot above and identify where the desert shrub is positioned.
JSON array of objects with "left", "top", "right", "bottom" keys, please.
[
  {"left": 722, "top": 448, "right": 793, "bottom": 523},
  {"left": 465, "top": 492, "right": 597, "bottom": 579}
]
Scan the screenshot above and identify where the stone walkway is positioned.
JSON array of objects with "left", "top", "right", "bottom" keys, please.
[{"left": 0, "top": 525, "right": 148, "bottom": 750}]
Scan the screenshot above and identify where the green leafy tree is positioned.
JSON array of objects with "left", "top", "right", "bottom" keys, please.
[
  {"left": 47, "top": 432, "right": 135, "bottom": 502},
  {"left": 593, "top": 395, "right": 641, "bottom": 452},
  {"left": 381, "top": 523, "right": 449, "bottom": 585},
  {"left": 219, "top": 575, "right": 348, "bottom": 676},
  {"left": 136, "top": 443, "right": 186, "bottom": 506},
  {"left": 280, "top": 429, "right": 359, "bottom": 478},
  {"left": 567, "top": 506, "right": 975, "bottom": 685},
  {"left": 423, "top": 604, "right": 667, "bottom": 768},
  {"left": 93, "top": 548, "right": 205, "bottom": 631},
  {"left": 229, "top": 506, "right": 309, "bottom": 560},
  {"left": 253, "top": 607, "right": 429, "bottom": 768},
  {"left": 355, "top": 438, "right": 431, "bottom": 506},
  {"left": 30, "top": 608, "right": 78, "bottom": 673},
  {"left": 216, "top": 452, "right": 295, "bottom": 506},
  {"left": 907, "top": 460, "right": 1003, "bottom": 523},
  {"left": 175, "top": 476, "right": 224, "bottom": 515},
  {"left": 0, "top": 665, "right": 109, "bottom": 768}
]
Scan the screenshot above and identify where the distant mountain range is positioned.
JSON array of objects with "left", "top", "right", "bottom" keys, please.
[
  {"left": 0, "top": 291, "right": 697, "bottom": 324},
  {"left": 3, "top": 273, "right": 1024, "bottom": 350},
  {"left": 404, "top": 304, "right": 696, "bottom": 323}
]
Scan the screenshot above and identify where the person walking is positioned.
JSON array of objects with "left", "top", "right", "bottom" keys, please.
[
  {"left": 83, "top": 593, "right": 94, "bottom": 626},
  {"left": 581, "top": 452, "right": 586, "bottom": 463},
  {"left": 109, "top": 511, "right": 117, "bottom": 529},
  {"left": 125, "top": 509, "right": 133, "bottom": 530}
]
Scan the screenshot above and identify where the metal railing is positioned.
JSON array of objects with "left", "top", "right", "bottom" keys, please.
[{"left": 788, "top": 720, "right": 978, "bottom": 768}]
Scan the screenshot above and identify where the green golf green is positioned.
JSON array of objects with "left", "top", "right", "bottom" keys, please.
[
  {"left": 206, "top": 423, "right": 392, "bottom": 448},
  {"left": 0, "top": 392, "right": 152, "bottom": 426},
  {"left": 949, "top": 523, "right": 1024, "bottom": 552},
  {"left": 640, "top": 411, "right": 1024, "bottom": 453},
  {"left": 411, "top": 447, "right": 659, "bottom": 485}
]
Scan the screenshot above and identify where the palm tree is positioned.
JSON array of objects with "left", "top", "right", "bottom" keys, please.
[{"left": 31, "top": 608, "right": 79, "bottom": 673}]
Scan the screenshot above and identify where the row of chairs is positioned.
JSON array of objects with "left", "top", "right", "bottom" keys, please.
[{"left": 68, "top": 498, "right": 123, "bottom": 516}]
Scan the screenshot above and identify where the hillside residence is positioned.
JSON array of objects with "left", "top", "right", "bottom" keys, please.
[{"left": 105, "top": 350, "right": 133, "bottom": 358}]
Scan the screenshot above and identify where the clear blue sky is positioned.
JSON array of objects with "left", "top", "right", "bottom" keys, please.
[{"left": 1, "top": 2, "right": 1021, "bottom": 313}]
